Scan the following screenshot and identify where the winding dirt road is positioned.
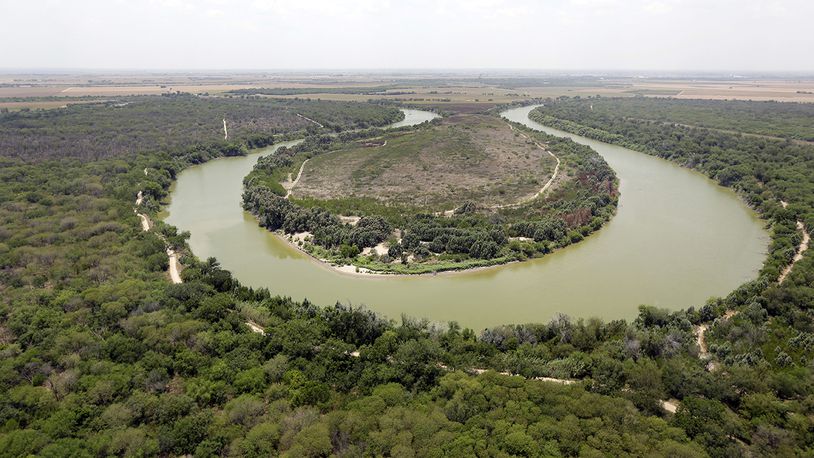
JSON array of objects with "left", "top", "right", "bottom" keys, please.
[{"left": 223, "top": 118, "right": 228, "bottom": 140}]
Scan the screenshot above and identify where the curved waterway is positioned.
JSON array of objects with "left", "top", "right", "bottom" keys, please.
[{"left": 165, "top": 107, "right": 769, "bottom": 330}]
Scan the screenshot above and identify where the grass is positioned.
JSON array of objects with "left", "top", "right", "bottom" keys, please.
[{"left": 292, "top": 114, "right": 556, "bottom": 212}]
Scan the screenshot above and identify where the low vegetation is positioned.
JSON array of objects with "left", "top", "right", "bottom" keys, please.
[{"left": 295, "top": 114, "right": 556, "bottom": 209}]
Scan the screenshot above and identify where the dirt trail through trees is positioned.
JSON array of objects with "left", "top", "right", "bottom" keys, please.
[
  {"left": 695, "top": 310, "right": 739, "bottom": 371},
  {"left": 223, "top": 118, "right": 228, "bottom": 140},
  {"left": 778, "top": 201, "right": 810, "bottom": 284},
  {"left": 284, "top": 158, "right": 311, "bottom": 199},
  {"left": 134, "top": 191, "right": 182, "bottom": 284},
  {"left": 296, "top": 113, "right": 324, "bottom": 128}
]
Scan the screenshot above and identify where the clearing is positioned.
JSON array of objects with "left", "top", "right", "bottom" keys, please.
[{"left": 291, "top": 114, "right": 557, "bottom": 211}]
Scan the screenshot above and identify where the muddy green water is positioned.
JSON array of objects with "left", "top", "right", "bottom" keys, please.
[{"left": 164, "top": 107, "right": 769, "bottom": 330}]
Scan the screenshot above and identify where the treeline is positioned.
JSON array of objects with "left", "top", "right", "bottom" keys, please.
[
  {"left": 0, "top": 95, "right": 403, "bottom": 162},
  {"left": 1, "top": 146, "right": 704, "bottom": 457},
  {"left": 241, "top": 120, "right": 618, "bottom": 273},
  {"left": 573, "top": 96, "right": 814, "bottom": 141},
  {"left": 527, "top": 97, "right": 814, "bottom": 454},
  {"left": 530, "top": 99, "right": 814, "bottom": 280},
  {"left": 2, "top": 96, "right": 814, "bottom": 455}
]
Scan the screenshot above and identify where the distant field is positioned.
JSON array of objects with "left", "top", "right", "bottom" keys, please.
[
  {"left": 0, "top": 100, "right": 104, "bottom": 111},
  {"left": 2, "top": 73, "right": 814, "bottom": 115},
  {"left": 293, "top": 114, "right": 556, "bottom": 210}
]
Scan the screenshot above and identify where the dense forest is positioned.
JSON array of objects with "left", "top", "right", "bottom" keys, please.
[
  {"left": 241, "top": 116, "right": 618, "bottom": 274},
  {"left": 0, "top": 95, "right": 403, "bottom": 162},
  {"left": 564, "top": 97, "right": 814, "bottom": 142},
  {"left": 1, "top": 95, "right": 813, "bottom": 456}
]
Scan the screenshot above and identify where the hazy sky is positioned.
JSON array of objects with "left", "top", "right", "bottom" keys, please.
[{"left": 2, "top": 0, "right": 812, "bottom": 71}]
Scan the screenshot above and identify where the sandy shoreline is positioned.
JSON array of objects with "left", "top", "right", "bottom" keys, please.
[{"left": 270, "top": 230, "right": 525, "bottom": 279}]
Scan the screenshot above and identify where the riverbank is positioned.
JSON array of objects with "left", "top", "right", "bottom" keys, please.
[
  {"left": 165, "top": 105, "right": 768, "bottom": 329},
  {"left": 272, "top": 230, "right": 526, "bottom": 278},
  {"left": 244, "top": 113, "right": 616, "bottom": 277}
]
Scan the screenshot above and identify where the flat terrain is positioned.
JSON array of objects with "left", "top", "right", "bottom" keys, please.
[
  {"left": 3, "top": 72, "right": 814, "bottom": 110},
  {"left": 292, "top": 114, "right": 557, "bottom": 210}
]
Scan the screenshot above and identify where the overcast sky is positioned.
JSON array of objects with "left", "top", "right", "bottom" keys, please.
[{"left": 2, "top": 0, "right": 812, "bottom": 72}]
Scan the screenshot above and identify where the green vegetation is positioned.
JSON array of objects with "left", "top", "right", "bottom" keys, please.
[
  {"left": 242, "top": 114, "right": 617, "bottom": 273},
  {"left": 531, "top": 99, "right": 814, "bottom": 279},
  {"left": 527, "top": 97, "right": 814, "bottom": 454},
  {"left": 550, "top": 96, "right": 814, "bottom": 142},
  {"left": 295, "top": 115, "right": 554, "bottom": 209},
  {"left": 0, "top": 94, "right": 403, "bottom": 161},
  {"left": 2, "top": 94, "right": 814, "bottom": 456}
]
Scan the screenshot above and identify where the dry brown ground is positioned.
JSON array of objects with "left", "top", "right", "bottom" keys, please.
[
  {"left": 293, "top": 114, "right": 557, "bottom": 210},
  {"left": 3, "top": 74, "right": 813, "bottom": 109},
  {"left": 0, "top": 100, "right": 108, "bottom": 111}
]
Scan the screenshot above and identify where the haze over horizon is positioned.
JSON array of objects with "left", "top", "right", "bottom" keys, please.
[{"left": 3, "top": 0, "right": 813, "bottom": 73}]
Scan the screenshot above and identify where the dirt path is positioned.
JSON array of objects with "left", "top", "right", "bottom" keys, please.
[
  {"left": 491, "top": 136, "right": 560, "bottom": 210},
  {"left": 296, "top": 113, "right": 324, "bottom": 128},
  {"left": 434, "top": 123, "right": 560, "bottom": 216},
  {"left": 695, "top": 310, "right": 739, "bottom": 371},
  {"left": 778, "top": 201, "right": 810, "bottom": 284},
  {"left": 166, "top": 248, "right": 182, "bottom": 284},
  {"left": 696, "top": 324, "right": 710, "bottom": 363},
  {"left": 223, "top": 118, "right": 228, "bottom": 140},
  {"left": 134, "top": 189, "right": 182, "bottom": 284},
  {"left": 284, "top": 158, "right": 310, "bottom": 199},
  {"left": 779, "top": 221, "right": 810, "bottom": 283},
  {"left": 245, "top": 321, "right": 266, "bottom": 335},
  {"left": 660, "top": 399, "right": 679, "bottom": 414},
  {"left": 137, "top": 213, "right": 151, "bottom": 232}
]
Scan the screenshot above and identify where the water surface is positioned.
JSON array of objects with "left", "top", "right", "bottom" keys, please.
[{"left": 165, "top": 107, "right": 769, "bottom": 329}]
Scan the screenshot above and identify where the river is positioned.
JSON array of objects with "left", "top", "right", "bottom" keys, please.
[{"left": 164, "top": 107, "right": 769, "bottom": 330}]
